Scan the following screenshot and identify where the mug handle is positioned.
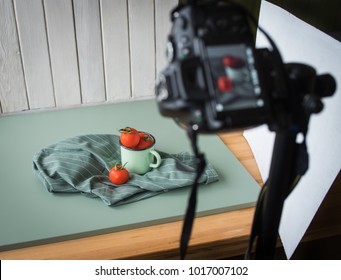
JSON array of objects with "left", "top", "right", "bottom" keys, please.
[{"left": 149, "top": 150, "right": 162, "bottom": 168}]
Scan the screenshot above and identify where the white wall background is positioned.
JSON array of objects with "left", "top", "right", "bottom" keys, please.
[{"left": 0, "top": 0, "right": 178, "bottom": 114}]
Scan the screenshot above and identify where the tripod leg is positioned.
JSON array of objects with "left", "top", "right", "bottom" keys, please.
[{"left": 255, "top": 130, "right": 298, "bottom": 259}]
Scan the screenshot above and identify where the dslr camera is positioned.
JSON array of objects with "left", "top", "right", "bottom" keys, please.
[
  {"left": 155, "top": 0, "right": 335, "bottom": 133},
  {"left": 155, "top": 0, "right": 336, "bottom": 259}
]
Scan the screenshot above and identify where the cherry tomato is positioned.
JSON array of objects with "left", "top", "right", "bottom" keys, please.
[
  {"left": 135, "top": 132, "right": 154, "bottom": 150},
  {"left": 109, "top": 164, "right": 129, "bottom": 185},
  {"left": 119, "top": 127, "right": 140, "bottom": 148}
]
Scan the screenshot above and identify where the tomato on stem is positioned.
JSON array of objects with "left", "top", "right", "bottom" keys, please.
[
  {"left": 109, "top": 163, "right": 129, "bottom": 185},
  {"left": 135, "top": 132, "right": 154, "bottom": 150},
  {"left": 119, "top": 127, "right": 140, "bottom": 148}
]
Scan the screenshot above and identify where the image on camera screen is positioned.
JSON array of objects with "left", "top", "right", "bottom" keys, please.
[{"left": 206, "top": 44, "right": 262, "bottom": 112}]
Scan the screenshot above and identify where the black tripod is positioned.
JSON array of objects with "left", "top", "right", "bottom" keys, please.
[{"left": 247, "top": 63, "right": 336, "bottom": 259}]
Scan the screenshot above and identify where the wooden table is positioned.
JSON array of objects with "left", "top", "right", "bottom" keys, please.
[{"left": 0, "top": 126, "right": 339, "bottom": 260}]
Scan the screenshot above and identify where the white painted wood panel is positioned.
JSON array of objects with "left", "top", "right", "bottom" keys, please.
[
  {"left": 128, "top": 0, "right": 155, "bottom": 98},
  {"left": 100, "top": 0, "right": 131, "bottom": 101},
  {"left": 0, "top": 0, "right": 28, "bottom": 113},
  {"left": 73, "top": 0, "right": 106, "bottom": 104},
  {"left": 155, "top": 0, "right": 178, "bottom": 76},
  {"left": 0, "top": 0, "right": 180, "bottom": 115},
  {"left": 14, "top": 0, "right": 55, "bottom": 110},
  {"left": 44, "top": 0, "right": 81, "bottom": 107}
]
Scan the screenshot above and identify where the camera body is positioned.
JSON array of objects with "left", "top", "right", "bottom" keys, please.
[{"left": 156, "top": 2, "right": 281, "bottom": 132}]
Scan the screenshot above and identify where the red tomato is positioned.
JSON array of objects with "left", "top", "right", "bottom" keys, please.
[
  {"left": 135, "top": 132, "right": 154, "bottom": 150},
  {"left": 119, "top": 127, "right": 140, "bottom": 148},
  {"left": 109, "top": 164, "right": 129, "bottom": 185}
]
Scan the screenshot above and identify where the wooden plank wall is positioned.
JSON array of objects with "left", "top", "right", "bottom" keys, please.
[{"left": 0, "top": 0, "right": 177, "bottom": 115}]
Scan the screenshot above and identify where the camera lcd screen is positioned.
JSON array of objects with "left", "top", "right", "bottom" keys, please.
[{"left": 206, "top": 44, "right": 263, "bottom": 113}]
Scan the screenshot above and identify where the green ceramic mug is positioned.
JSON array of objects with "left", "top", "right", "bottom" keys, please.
[{"left": 120, "top": 134, "right": 162, "bottom": 175}]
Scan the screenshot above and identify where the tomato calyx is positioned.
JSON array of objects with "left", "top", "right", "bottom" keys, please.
[
  {"left": 119, "top": 127, "right": 138, "bottom": 134},
  {"left": 142, "top": 133, "right": 153, "bottom": 142},
  {"left": 113, "top": 163, "right": 127, "bottom": 170}
]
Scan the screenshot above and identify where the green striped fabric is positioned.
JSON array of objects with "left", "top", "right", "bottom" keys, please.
[{"left": 32, "top": 134, "right": 219, "bottom": 206}]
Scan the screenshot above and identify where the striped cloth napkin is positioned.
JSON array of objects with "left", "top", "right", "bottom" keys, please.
[{"left": 32, "top": 134, "right": 219, "bottom": 206}]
